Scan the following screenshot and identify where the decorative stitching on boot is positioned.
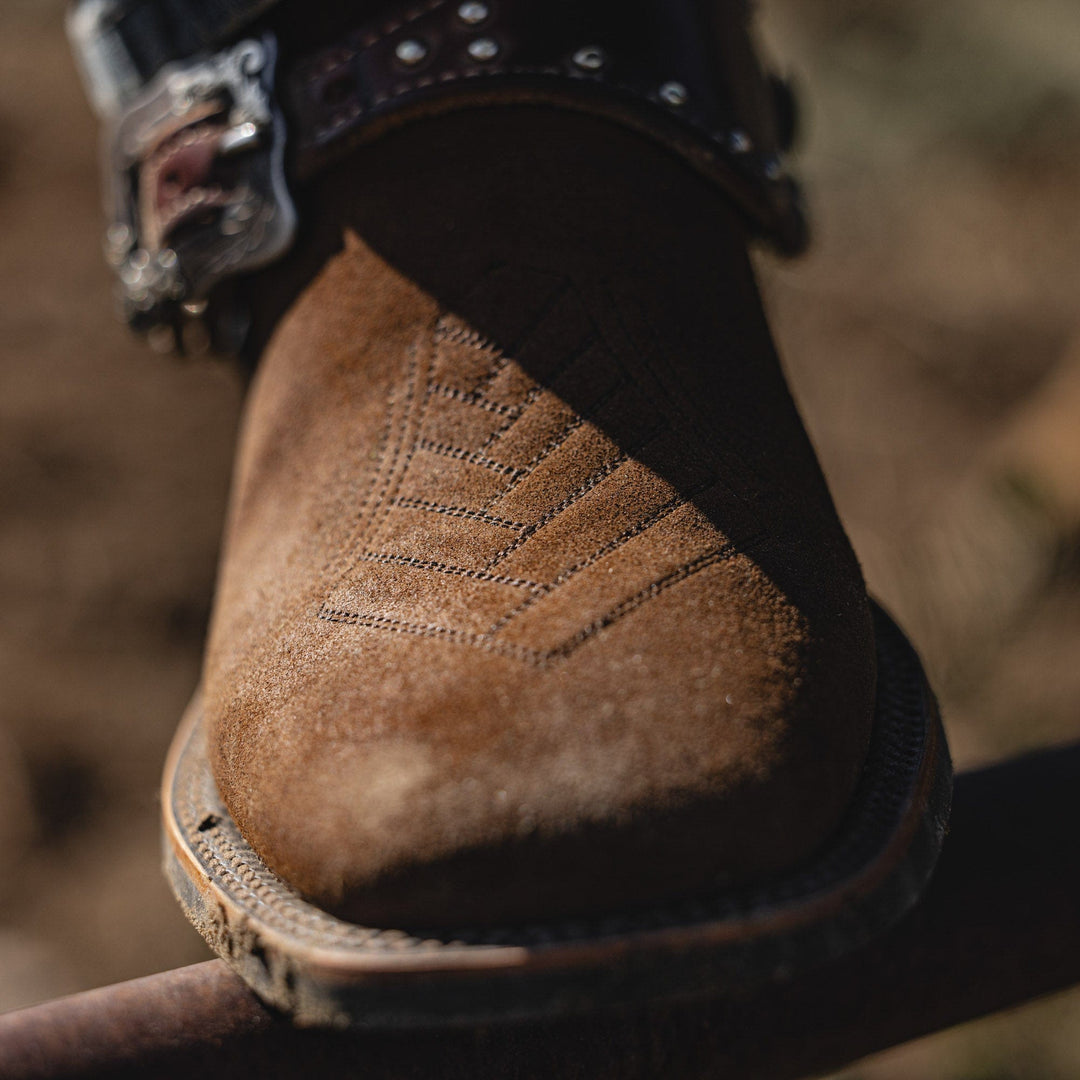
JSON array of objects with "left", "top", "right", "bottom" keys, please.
[
  {"left": 391, "top": 496, "right": 525, "bottom": 531},
  {"left": 363, "top": 320, "right": 441, "bottom": 554},
  {"left": 415, "top": 439, "right": 523, "bottom": 479},
  {"left": 481, "top": 413, "right": 585, "bottom": 510},
  {"left": 485, "top": 418, "right": 670, "bottom": 568},
  {"left": 432, "top": 314, "right": 498, "bottom": 353},
  {"left": 428, "top": 383, "right": 523, "bottom": 417},
  {"left": 431, "top": 310, "right": 509, "bottom": 394},
  {"left": 315, "top": 327, "right": 426, "bottom": 588},
  {"left": 478, "top": 334, "right": 603, "bottom": 454},
  {"left": 318, "top": 542, "right": 738, "bottom": 665},
  {"left": 320, "top": 288, "right": 743, "bottom": 655},
  {"left": 484, "top": 454, "right": 628, "bottom": 568},
  {"left": 541, "top": 546, "right": 739, "bottom": 661},
  {"left": 313, "top": 373, "right": 398, "bottom": 586},
  {"left": 359, "top": 552, "right": 541, "bottom": 591},
  {"left": 317, "top": 605, "right": 543, "bottom": 664},
  {"left": 484, "top": 484, "right": 719, "bottom": 635}
]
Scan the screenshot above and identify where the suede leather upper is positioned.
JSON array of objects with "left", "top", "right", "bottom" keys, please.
[{"left": 205, "top": 108, "right": 875, "bottom": 928}]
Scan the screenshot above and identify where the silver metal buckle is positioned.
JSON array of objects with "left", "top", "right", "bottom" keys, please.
[{"left": 100, "top": 36, "right": 296, "bottom": 350}]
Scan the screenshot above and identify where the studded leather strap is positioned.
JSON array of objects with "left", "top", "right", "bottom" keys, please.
[
  {"left": 68, "top": 0, "right": 807, "bottom": 351},
  {"left": 286, "top": 0, "right": 806, "bottom": 253}
]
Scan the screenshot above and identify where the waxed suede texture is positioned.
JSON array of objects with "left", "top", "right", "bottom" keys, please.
[{"left": 205, "top": 108, "right": 876, "bottom": 928}]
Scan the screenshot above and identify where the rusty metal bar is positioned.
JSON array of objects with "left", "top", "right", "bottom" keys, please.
[{"left": 2, "top": 743, "right": 1079, "bottom": 1080}]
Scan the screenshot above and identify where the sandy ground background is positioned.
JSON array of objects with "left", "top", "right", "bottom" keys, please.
[{"left": 1, "top": 0, "right": 1079, "bottom": 1075}]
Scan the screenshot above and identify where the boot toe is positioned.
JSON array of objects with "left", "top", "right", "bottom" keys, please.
[{"left": 210, "top": 539, "right": 874, "bottom": 928}]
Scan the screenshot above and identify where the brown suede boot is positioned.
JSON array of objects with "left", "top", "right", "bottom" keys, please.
[
  {"left": 208, "top": 106, "right": 883, "bottom": 927},
  {"left": 72, "top": 0, "right": 950, "bottom": 1027}
]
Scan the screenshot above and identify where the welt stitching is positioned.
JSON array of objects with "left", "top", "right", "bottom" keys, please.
[
  {"left": 359, "top": 552, "right": 540, "bottom": 591},
  {"left": 391, "top": 496, "right": 525, "bottom": 530}
]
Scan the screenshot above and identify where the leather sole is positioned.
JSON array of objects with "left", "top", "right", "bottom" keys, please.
[{"left": 162, "top": 603, "right": 951, "bottom": 1028}]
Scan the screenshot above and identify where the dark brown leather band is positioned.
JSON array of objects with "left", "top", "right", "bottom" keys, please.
[
  {"left": 284, "top": 0, "right": 807, "bottom": 253},
  {"left": 68, "top": 0, "right": 808, "bottom": 353}
]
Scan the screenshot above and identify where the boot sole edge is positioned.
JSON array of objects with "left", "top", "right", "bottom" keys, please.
[{"left": 161, "top": 602, "right": 952, "bottom": 1028}]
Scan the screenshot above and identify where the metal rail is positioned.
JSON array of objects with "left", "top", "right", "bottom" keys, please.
[{"left": 2, "top": 743, "right": 1079, "bottom": 1080}]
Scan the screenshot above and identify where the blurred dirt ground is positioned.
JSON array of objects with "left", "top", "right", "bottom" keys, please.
[{"left": 1, "top": 0, "right": 1079, "bottom": 1075}]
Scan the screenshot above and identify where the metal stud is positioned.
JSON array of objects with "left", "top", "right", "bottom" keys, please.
[
  {"left": 394, "top": 39, "right": 428, "bottom": 66},
  {"left": 572, "top": 46, "right": 606, "bottom": 72},
  {"left": 457, "top": 1, "right": 489, "bottom": 24},
  {"left": 467, "top": 37, "right": 499, "bottom": 62},
  {"left": 728, "top": 129, "right": 753, "bottom": 154},
  {"left": 659, "top": 81, "right": 688, "bottom": 107},
  {"left": 764, "top": 157, "right": 783, "bottom": 180}
]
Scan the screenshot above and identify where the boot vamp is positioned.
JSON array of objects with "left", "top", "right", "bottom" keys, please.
[{"left": 206, "top": 156, "right": 874, "bottom": 929}]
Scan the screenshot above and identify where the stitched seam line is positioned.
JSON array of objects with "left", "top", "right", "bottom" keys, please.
[
  {"left": 363, "top": 322, "right": 442, "bottom": 555},
  {"left": 542, "top": 546, "right": 737, "bottom": 661},
  {"left": 485, "top": 486, "right": 713, "bottom": 635},
  {"left": 485, "top": 455, "right": 626, "bottom": 567},
  {"left": 318, "top": 606, "right": 544, "bottom": 665},
  {"left": 485, "top": 420, "right": 669, "bottom": 568},
  {"left": 432, "top": 312, "right": 510, "bottom": 391},
  {"left": 429, "top": 383, "right": 522, "bottom": 417},
  {"left": 482, "top": 414, "right": 583, "bottom": 510},
  {"left": 326, "top": 328, "right": 428, "bottom": 581},
  {"left": 433, "top": 318, "right": 497, "bottom": 353},
  {"left": 415, "top": 439, "right": 523, "bottom": 479},
  {"left": 317, "top": 547, "right": 732, "bottom": 665},
  {"left": 482, "top": 370, "right": 628, "bottom": 508},
  {"left": 363, "top": 66, "right": 721, "bottom": 130},
  {"left": 359, "top": 552, "right": 540, "bottom": 591},
  {"left": 313, "top": 385, "right": 397, "bottom": 585},
  {"left": 478, "top": 333, "right": 600, "bottom": 454},
  {"left": 391, "top": 497, "right": 525, "bottom": 530},
  {"left": 478, "top": 384, "right": 542, "bottom": 451},
  {"left": 355, "top": 0, "right": 448, "bottom": 50}
]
